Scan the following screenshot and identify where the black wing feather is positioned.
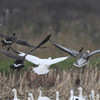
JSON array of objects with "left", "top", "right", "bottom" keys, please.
[
  {"left": 14, "top": 38, "right": 36, "bottom": 47},
  {"left": 50, "top": 40, "right": 79, "bottom": 57},
  {"left": 0, "top": 49, "right": 20, "bottom": 60},
  {"left": 0, "top": 33, "right": 8, "bottom": 38}
]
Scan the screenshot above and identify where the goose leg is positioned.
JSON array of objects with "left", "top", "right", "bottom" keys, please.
[
  {"left": 13, "top": 69, "right": 15, "bottom": 72},
  {"left": 7, "top": 45, "right": 11, "bottom": 51},
  {"left": 17, "top": 69, "right": 20, "bottom": 72}
]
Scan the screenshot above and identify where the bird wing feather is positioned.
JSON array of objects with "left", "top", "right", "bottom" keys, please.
[
  {"left": 14, "top": 38, "right": 36, "bottom": 47},
  {"left": 47, "top": 56, "right": 70, "bottom": 65},
  {"left": 87, "top": 50, "right": 100, "bottom": 58},
  {"left": 0, "top": 49, "right": 20, "bottom": 60},
  {"left": 50, "top": 40, "right": 79, "bottom": 57},
  {"left": 0, "top": 33, "right": 8, "bottom": 38}
]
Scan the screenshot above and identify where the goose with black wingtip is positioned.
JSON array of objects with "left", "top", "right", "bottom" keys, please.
[
  {"left": 50, "top": 40, "right": 100, "bottom": 67},
  {"left": 11, "top": 47, "right": 70, "bottom": 74},
  {"left": 0, "top": 34, "right": 51, "bottom": 71}
]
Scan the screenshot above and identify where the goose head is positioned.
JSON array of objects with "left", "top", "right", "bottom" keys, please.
[
  {"left": 91, "top": 90, "right": 94, "bottom": 94},
  {"left": 12, "top": 88, "right": 20, "bottom": 100},
  {"left": 13, "top": 33, "right": 16, "bottom": 36},
  {"left": 86, "top": 50, "right": 90, "bottom": 53},
  {"left": 48, "top": 57, "right": 52, "bottom": 60},
  {"left": 78, "top": 87, "right": 82, "bottom": 91},
  {"left": 12, "top": 88, "right": 16, "bottom": 92},
  {"left": 70, "top": 90, "right": 74, "bottom": 96}
]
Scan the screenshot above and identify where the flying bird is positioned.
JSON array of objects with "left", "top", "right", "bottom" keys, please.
[
  {"left": 0, "top": 34, "right": 51, "bottom": 71},
  {"left": 11, "top": 47, "right": 70, "bottom": 74},
  {"left": 0, "top": 33, "right": 46, "bottom": 50},
  {"left": 50, "top": 40, "right": 100, "bottom": 67}
]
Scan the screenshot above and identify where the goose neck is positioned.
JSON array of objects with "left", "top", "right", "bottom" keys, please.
[
  {"left": 13, "top": 90, "right": 17, "bottom": 99},
  {"left": 56, "top": 91, "right": 59, "bottom": 100}
]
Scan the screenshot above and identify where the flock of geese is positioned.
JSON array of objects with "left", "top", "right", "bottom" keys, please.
[
  {"left": 0, "top": 24, "right": 100, "bottom": 100},
  {"left": 12, "top": 87, "right": 99, "bottom": 100},
  {"left": 0, "top": 31, "right": 100, "bottom": 74}
]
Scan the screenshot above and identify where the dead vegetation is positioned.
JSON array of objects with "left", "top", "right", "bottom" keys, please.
[{"left": 0, "top": 64, "right": 100, "bottom": 100}]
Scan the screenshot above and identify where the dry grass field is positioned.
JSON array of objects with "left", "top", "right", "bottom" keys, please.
[{"left": 0, "top": 64, "right": 100, "bottom": 100}]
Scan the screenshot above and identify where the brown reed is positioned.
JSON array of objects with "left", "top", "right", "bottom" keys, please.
[{"left": 0, "top": 65, "right": 100, "bottom": 100}]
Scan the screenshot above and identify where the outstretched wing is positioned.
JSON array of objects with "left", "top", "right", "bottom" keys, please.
[
  {"left": 0, "top": 49, "right": 20, "bottom": 60},
  {"left": 0, "top": 33, "right": 8, "bottom": 38},
  {"left": 12, "top": 49, "right": 45, "bottom": 65},
  {"left": 14, "top": 38, "right": 36, "bottom": 47},
  {"left": 25, "top": 34, "right": 51, "bottom": 55},
  {"left": 47, "top": 56, "right": 70, "bottom": 65},
  {"left": 86, "top": 50, "right": 100, "bottom": 58},
  {"left": 11, "top": 49, "right": 48, "bottom": 65},
  {"left": 25, "top": 54, "right": 46, "bottom": 65},
  {"left": 11, "top": 48, "right": 70, "bottom": 66},
  {"left": 50, "top": 40, "right": 79, "bottom": 57}
]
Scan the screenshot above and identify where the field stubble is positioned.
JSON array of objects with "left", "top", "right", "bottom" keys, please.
[{"left": 0, "top": 64, "right": 100, "bottom": 100}]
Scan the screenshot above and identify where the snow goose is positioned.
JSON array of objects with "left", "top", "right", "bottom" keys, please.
[
  {"left": 28, "top": 93, "right": 34, "bottom": 100},
  {"left": 56, "top": 91, "right": 59, "bottom": 100},
  {"left": 89, "top": 94, "right": 92, "bottom": 100},
  {"left": 28, "top": 97, "right": 31, "bottom": 100},
  {"left": 50, "top": 40, "right": 100, "bottom": 67},
  {"left": 78, "top": 87, "right": 85, "bottom": 100},
  {"left": 0, "top": 34, "right": 51, "bottom": 71},
  {"left": 37, "top": 90, "right": 51, "bottom": 100},
  {"left": 70, "top": 90, "right": 79, "bottom": 100},
  {"left": 0, "top": 33, "right": 46, "bottom": 50},
  {"left": 91, "top": 90, "right": 95, "bottom": 100},
  {"left": 12, "top": 88, "right": 20, "bottom": 100},
  {"left": 11, "top": 47, "right": 70, "bottom": 74},
  {"left": 96, "top": 94, "right": 99, "bottom": 100}
]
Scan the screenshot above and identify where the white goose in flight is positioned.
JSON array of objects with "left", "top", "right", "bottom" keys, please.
[{"left": 11, "top": 47, "right": 70, "bottom": 74}]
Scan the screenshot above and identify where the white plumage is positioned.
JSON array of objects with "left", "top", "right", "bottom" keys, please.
[
  {"left": 69, "top": 90, "right": 79, "bottom": 100},
  {"left": 12, "top": 88, "right": 20, "bottom": 100},
  {"left": 56, "top": 91, "right": 59, "bottom": 100},
  {"left": 28, "top": 97, "right": 31, "bottom": 100},
  {"left": 37, "top": 90, "right": 51, "bottom": 100},
  {"left": 91, "top": 90, "right": 95, "bottom": 100},
  {"left": 78, "top": 87, "right": 85, "bottom": 100},
  {"left": 28, "top": 93, "right": 34, "bottom": 100},
  {"left": 17, "top": 52, "right": 70, "bottom": 74}
]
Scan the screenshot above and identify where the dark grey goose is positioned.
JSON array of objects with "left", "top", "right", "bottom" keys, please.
[
  {"left": 0, "top": 33, "right": 46, "bottom": 50},
  {"left": 50, "top": 40, "right": 100, "bottom": 67},
  {"left": 0, "top": 34, "right": 51, "bottom": 71}
]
